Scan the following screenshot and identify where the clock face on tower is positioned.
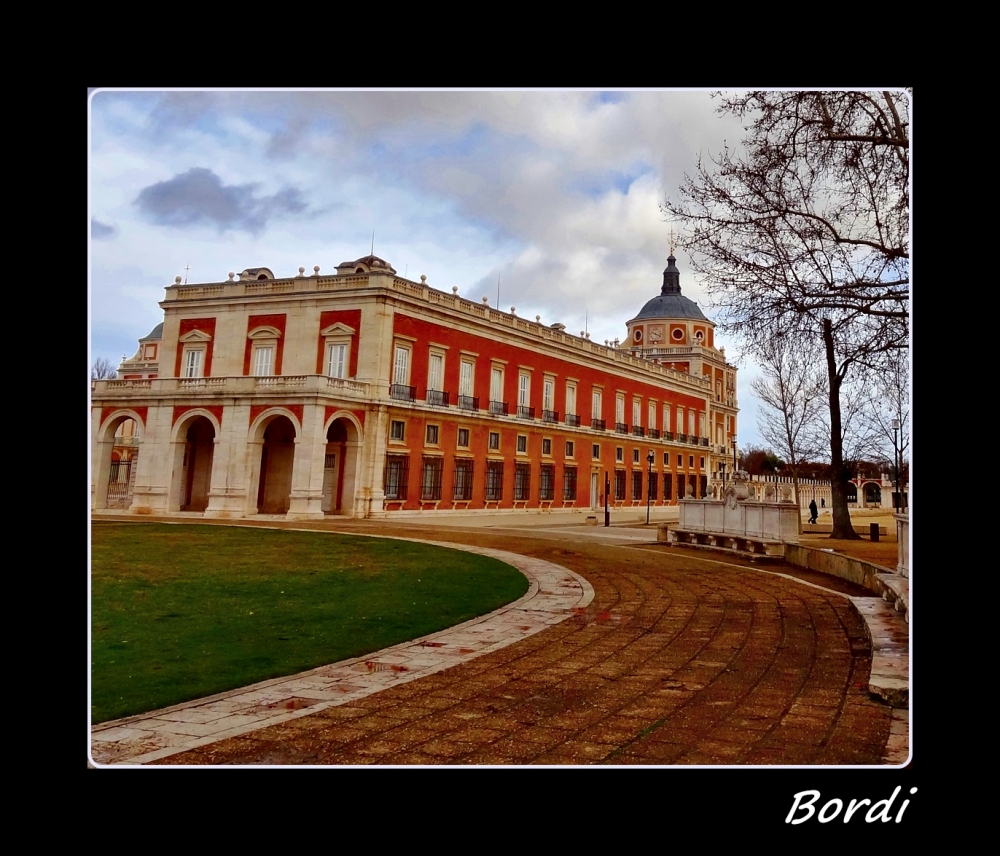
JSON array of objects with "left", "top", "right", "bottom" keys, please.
[{"left": 649, "top": 325, "right": 664, "bottom": 342}]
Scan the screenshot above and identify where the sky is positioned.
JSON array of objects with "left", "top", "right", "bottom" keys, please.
[{"left": 88, "top": 88, "right": 771, "bottom": 446}]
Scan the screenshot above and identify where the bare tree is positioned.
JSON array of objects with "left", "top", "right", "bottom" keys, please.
[
  {"left": 663, "top": 90, "right": 909, "bottom": 538},
  {"left": 92, "top": 357, "right": 118, "bottom": 380},
  {"left": 858, "top": 348, "right": 909, "bottom": 502},
  {"left": 749, "top": 331, "right": 827, "bottom": 508}
]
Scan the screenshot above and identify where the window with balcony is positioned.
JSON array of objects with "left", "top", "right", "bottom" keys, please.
[
  {"left": 458, "top": 359, "right": 477, "bottom": 410},
  {"left": 391, "top": 344, "right": 414, "bottom": 401},
  {"left": 183, "top": 348, "right": 204, "bottom": 378},
  {"left": 253, "top": 345, "right": 274, "bottom": 377}
]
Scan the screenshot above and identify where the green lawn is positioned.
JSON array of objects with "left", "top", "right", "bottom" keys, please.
[{"left": 90, "top": 522, "right": 528, "bottom": 723}]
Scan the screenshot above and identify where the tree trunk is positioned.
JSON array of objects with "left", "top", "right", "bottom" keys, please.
[{"left": 824, "top": 319, "right": 860, "bottom": 539}]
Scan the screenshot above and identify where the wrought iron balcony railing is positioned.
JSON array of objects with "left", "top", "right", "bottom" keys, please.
[
  {"left": 677, "top": 433, "right": 687, "bottom": 443},
  {"left": 615, "top": 423, "right": 629, "bottom": 434},
  {"left": 426, "top": 389, "right": 450, "bottom": 407},
  {"left": 632, "top": 426, "right": 645, "bottom": 438},
  {"left": 591, "top": 418, "right": 606, "bottom": 430},
  {"left": 517, "top": 405, "right": 536, "bottom": 419},
  {"left": 648, "top": 428, "right": 660, "bottom": 440},
  {"left": 489, "top": 400, "right": 509, "bottom": 416},
  {"left": 390, "top": 383, "right": 416, "bottom": 402},
  {"left": 457, "top": 394, "right": 479, "bottom": 411},
  {"left": 663, "top": 431, "right": 674, "bottom": 441},
  {"left": 542, "top": 409, "right": 559, "bottom": 424},
  {"left": 565, "top": 413, "right": 580, "bottom": 427}
]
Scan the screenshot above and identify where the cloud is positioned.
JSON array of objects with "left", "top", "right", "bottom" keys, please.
[
  {"left": 133, "top": 167, "right": 307, "bottom": 234},
  {"left": 91, "top": 218, "right": 117, "bottom": 239}
]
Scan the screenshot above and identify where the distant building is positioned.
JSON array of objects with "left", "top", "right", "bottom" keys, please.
[{"left": 92, "top": 253, "right": 739, "bottom": 518}]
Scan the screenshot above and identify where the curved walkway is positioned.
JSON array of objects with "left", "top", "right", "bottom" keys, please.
[
  {"left": 91, "top": 517, "right": 903, "bottom": 766},
  {"left": 90, "top": 538, "right": 593, "bottom": 765}
]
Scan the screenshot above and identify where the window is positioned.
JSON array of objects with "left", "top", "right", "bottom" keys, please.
[
  {"left": 540, "top": 464, "right": 555, "bottom": 501},
  {"left": 565, "top": 441, "right": 574, "bottom": 458},
  {"left": 566, "top": 383, "right": 577, "bottom": 416},
  {"left": 614, "top": 470, "right": 626, "bottom": 501},
  {"left": 616, "top": 395, "right": 625, "bottom": 424},
  {"left": 592, "top": 390, "right": 602, "bottom": 419},
  {"left": 663, "top": 474, "right": 672, "bottom": 501},
  {"left": 663, "top": 404, "right": 671, "bottom": 433},
  {"left": 485, "top": 460, "right": 504, "bottom": 501},
  {"left": 700, "top": 457, "right": 706, "bottom": 469},
  {"left": 184, "top": 348, "right": 203, "bottom": 378},
  {"left": 616, "top": 446, "right": 624, "bottom": 462},
  {"left": 633, "top": 449, "right": 640, "bottom": 464},
  {"left": 491, "top": 366, "right": 504, "bottom": 402},
  {"left": 458, "top": 428, "right": 470, "bottom": 448},
  {"left": 663, "top": 452, "right": 670, "bottom": 466},
  {"left": 563, "top": 467, "right": 577, "bottom": 501},
  {"left": 517, "top": 435, "right": 528, "bottom": 454},
  {"left": 514, "top": 463, "right": 531, "bottom": 501},
  {"left": 393, "top": 345, "right": 410, "bottom": 385},
  {"left": 543, "top": 378, "right": 555, "bottom": 412},
  {"left": 677, "top": 454, "right": 683, "bottom": 467},
  {"left": 677, "top": 407, "right": 685, "bottom": 436},
  {"left": 633, "top": 399, "right": 641, "bottom": 427},
  {"left": 253, "top": 345, "right": 274, "bottom": 377},
  {"left": 689, "top": 455, "right": 694, "bottom": 468},
  {"left": 390, "top": 420, "right": 405, "bottom": 442},
  {"left": 428, "top": 351, "right": 444, "bottom": 393},
  {"left": 648, "top": 402, "right": 656, "bottom": 431},
  {"left": 321, "top": 322, "right": 354, "bottom": 379},
  {"left": 689, "top": 409, "right": 696, "bottom": 437},
  {"left": 460, "top": 360, "right": 474, "bottom": 397},
  {"left": 649, "top": 472, "right": 658, "bottom": 501},
  {"left": 453, "top": 458, "right": 474, "bottom": 500},
  {"left": 632, "top": 471, "right": 643, "bottom": 501},
  {"left": 489, "top": 431, "right": 500, "bottom": 451},
  {"left": 592, "top": 444, "right": 600, "bottom": 460},
  {"left": 421, "top": 456, "right": 443, "bottom": 500},
  {"left": 384, "top": 455, "right": 410, "bottom": 500},
  {"left": 542, "top": 438, "right": 552, "bottom": 456},
  {"left": 519, "top": 373, "right": 530, "bottom": 406},
  {"left": 426, "top": 424, "right": 439, "bottom": 445},
  {"left": 326, "top": 343, "right": 347, "bottom": 378}
]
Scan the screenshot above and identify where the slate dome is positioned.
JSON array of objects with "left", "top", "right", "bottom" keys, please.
[{"left": 629, "top": 254, "right": 708, "bottom": 323}]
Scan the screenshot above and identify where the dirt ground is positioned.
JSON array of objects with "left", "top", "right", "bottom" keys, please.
[{"left": 799, "top": 508, "right": 902, "bottom": 568}]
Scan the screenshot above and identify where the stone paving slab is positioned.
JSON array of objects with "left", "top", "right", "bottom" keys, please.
[{"left": 90, "top": 538, "right": 594, "bottom": 766}]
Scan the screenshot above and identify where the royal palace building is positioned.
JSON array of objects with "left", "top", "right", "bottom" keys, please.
[{"left": 91, "top": 252, "right": 738, "bottom": 519}]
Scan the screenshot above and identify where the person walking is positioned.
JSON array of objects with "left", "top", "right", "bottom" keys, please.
[{"left": 808, "top": 499, "right": 818, "bottom": 525}]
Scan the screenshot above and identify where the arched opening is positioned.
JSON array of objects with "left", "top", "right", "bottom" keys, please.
[
  {"left": 106, "top": 417, "right": 140, "bottom": 508},
  {"left": 322, "top": 416, "right": 361, "bottom": 514},
  {"left": 177, "top": 416, "right": 216, "bottom": 512},
  {"left": 94, "top": 412, "right": 143, "bottom": 510},
  {"left": 864, "top": 482, "right": 882, "bottom": 507},
  {"left": 257, "top": 273, "right": 268, "bottom": 280},
  {"left": 256, "top": 415, "right": 296, "bottom": 514}
]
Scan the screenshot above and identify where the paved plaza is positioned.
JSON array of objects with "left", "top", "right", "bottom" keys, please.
[{"left": 90, "top": 515, "right": 908, "bottom": 766}]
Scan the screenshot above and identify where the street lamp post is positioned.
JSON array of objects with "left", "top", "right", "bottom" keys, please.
[
  {"left": 646, "top": 451, "right": 655, "bottom": 525},
  {"left": 892, "top": 418, "right": 900, "bottom": 511},
  {"left": 604, "top": 471, "right": 610, "bottom": 527}
]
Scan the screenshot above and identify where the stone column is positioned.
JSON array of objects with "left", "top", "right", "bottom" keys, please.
[
  {"left": 205, "top": 403, "right": 251, "bottom": 518},
  {"left": 129, "top": 403, "right": 172, "bottom": 514},
  {"left": 286, "top": 402, "right": 326, "bottom": 519}
]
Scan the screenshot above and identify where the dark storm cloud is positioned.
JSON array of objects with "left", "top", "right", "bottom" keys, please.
[
  {"left": 92, "top": 218, "right": 117, "bottom": 239},
  {"left": 133, "top": 167, "right": 307, "bottom": 234}
]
